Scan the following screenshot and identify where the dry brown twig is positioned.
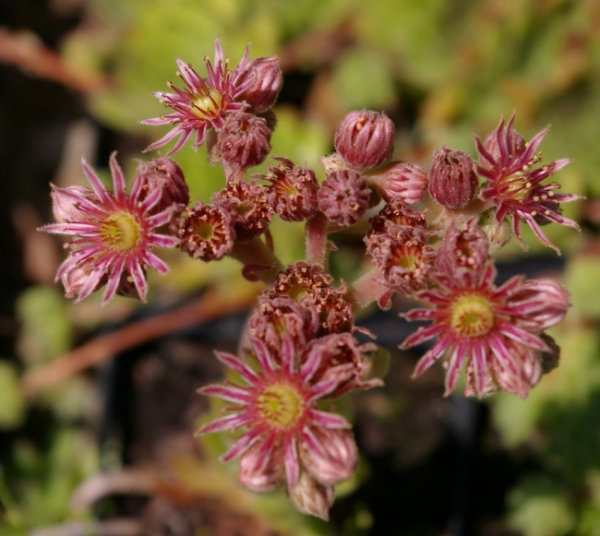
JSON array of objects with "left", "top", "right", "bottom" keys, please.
[
  {"left": 0, "top": 27, "right": 108, "bottom": 92},
  {"left": 21, "top": 285, "right": 259, "bottom": 398}
]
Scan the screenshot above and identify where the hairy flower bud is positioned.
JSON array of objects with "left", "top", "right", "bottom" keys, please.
[
  {"left": 507, "top": 278, "right": 571, "bottom": 332},
  {"left": 334, "top": 110, "right": 395, "bottom": 171},
  {"left": 260, "top": 157, "right": 319, "bottom": 222},
  {"left": 318, "top": 169, "right": 371, "bottom": 227},
  {"left": 365, "top": 226, "right": 435, "bottom": 294},
  {"left": 364, "top": 161, "right": 428, "bottom": 205},
  {"left": 483, "top": 115, "right": 526, "bottom": 164},
  {"left": 366, "top": 200, "right": 428, "bottom": 240},
  {"left": 216, "top": 111, "right": 272, "bottom": 169},
  {"left": 264, "top": 261, "right": 354, "bottom": 335},
  {"left": 288, "top": 473, "right": 334, "bottom": 521},
  {"left": 136, "top": 157, "right": 189, "bottom": 214},
  {"left": 234, "top": 56, "right": 283, "bottom": 113},
  {"left": 248, "top": 296, "right": 319, "bottom": 357},
  {"left": 212, "top": 178, "right": 272, "bottom": 241},
  {"left": 428, "top": 147, "right": 478, "bottom": 210},
  {"left": 51, "top": 184, "right": 97, "bottom": 222},
  {"left": 435, "top": 218, "right": 490, "bottom": 281}
]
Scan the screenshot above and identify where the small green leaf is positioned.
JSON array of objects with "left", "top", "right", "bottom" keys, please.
[
  {"left": 564, "top": 254, "right": 600, "bottom": 320},
  {"left": 0, "top": 362, "right": 26, "bottom": 430},
  {"left": 508, "top": 474, "right": 575, "bottom": 536}
]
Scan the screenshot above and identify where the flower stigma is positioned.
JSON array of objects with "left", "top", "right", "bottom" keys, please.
[
  {"left": 256, "top": 383, "right": 304, "bottom": 429},
  {"left": 450, "top": 294, "right": 495, "bottom": 337},
  {"left": 191, "top": 87, "right": 224, "bottom": 120},
  {"left": 100, "top": 212, "right": 141, "bottom": 251}
]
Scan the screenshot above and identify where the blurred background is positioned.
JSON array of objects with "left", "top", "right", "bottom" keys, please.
[{"left": 1, "top": 0, "right": 599, "bottom": 534}]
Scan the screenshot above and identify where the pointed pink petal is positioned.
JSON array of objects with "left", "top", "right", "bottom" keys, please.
[
  {"left": 41, "top": 222, "right": 98, "bottom": 235},
  {"left": 444, "top": 344, "right": 465, "bottom": 394},
  {"left": 221, "top": 428, "right": 263, "bottom": 462},
  {"left": 140, "top": 183, "right": 163, "bottom": 213},
  {"left": 309, "top": 410, "right": 351, "bottom": 430},
  {"left": 196, "top": 411, "right": 253, "bottom": 436},
  {"left": 284, "top": 437, "right": 299, "bottom": 489},
  {"left": 149, "top": 234, "right": 178, "bottom": 249},
  {"left": 412, "top": 337, "right": 452, "bottom": 377},
  {"left": 102, "top": 256, "right": 126, "bottom": 304},
  {"left": 400, "top": 323, "right": 445, "bottom": 349},
  {"left": 129, "top": 262, "right": 148, "bottom": 303},
  {"left": 498, "top": 323, "right": 548, "bottom": 351},
  {"left": 148, "top": 210, "right": 173, "bottom": 228},
  {"left": 81, "top": 157, "right": 110, "bottom": 203},
  {"left": 251, "top": 337, "right": 277, "bottom": 374},
  {"left": 76, "top": 269, "right": 104, "bottom": 302},
  {"left": 143, "top": 127, "right": 185, "bottom": 153},
  {"left": 144, "top": 252, "right": 170, "bottom": 274},
  {"left": 109, "top": 152, "right": 126, "bottom": 200},
  {"left": 199, "top": 384, "right": 253, "bottom": 404},
  {"left": 214, "top": 351, "right": 261, "bottom": 386}
]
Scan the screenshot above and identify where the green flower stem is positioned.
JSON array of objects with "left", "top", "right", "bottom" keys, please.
[
  {"left": 346, "top": 266, "right": 391, "bottom": 312},
  {"left": 229, "top": 236, "right": 284, "bottom": 284}
]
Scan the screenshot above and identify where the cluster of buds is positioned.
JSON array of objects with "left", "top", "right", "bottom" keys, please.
[{"left": 40, "top": 39, "right": 580, "bottom": 520}]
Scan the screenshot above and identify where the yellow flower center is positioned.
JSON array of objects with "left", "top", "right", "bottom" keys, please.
[
  {"left": 397, "top": 251, "right": 417, "bottom": 271},
  {"left": 100, "top": 212, "right": 141, "bottom": 251},
  {"left": 502, "top": 172, "right": 532, "bottom": 201},
  {"left": 256, "top": 383, "right": 304, "bottom": 429},
  {"left": 191, "top": 87, "right": 223, "bottom": 119},
  {"left": 193, "top": 220, "right": 214, "bottom": 240},
  {"left": 450, "top": 294, "right": 495, "bottom": 338}
]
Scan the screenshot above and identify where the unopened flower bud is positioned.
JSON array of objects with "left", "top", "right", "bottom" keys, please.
[
  {"left": 239, "top": 442, "right": 285, "bottom": 492},
  {"left": 136, "top": 157, "right": 189, "bottom": 214},
  {"left": 288, "top": 473, "right": 334, "bottom": 521},
  {"left": 508, "top": 278, "right": 570, "bottom": 332},
  {"left": 334, "top": 110, "right": 395, "bottom": 171},
  {"left": 216, "top": 111, "right": 272, "bottom": 169},
  {"left": 365, "top": 161, "right": 428, "bottom": 205},
  {"left": 212, "top": 179, "right": 272, "bottom": 241},
  {"left": 51, "top": 184, "right": 97, "bottom": 222},
  {"left": 235, "top": 56, "right": 283, "bottom": 113},
  {"left": 435, "top": 218, "right": 489, "bottom": 278},
  {"left": 60, "top": 257, "right": 105, "bottom": 299},
  {"left": 483, "top": 114, "right": 526, "bottom": 164},
  {"left": 299, "top": 428, "right": 358, "bottom": 486},
  {"left": 428, "top": 147, "right": 478, "bottom": 210},
  {"left": 318, "top": 169, "right": 371, "bottom": 227}
]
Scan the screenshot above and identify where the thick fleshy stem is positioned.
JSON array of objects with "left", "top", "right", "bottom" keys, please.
[
  {"left": 346, "top": 266, "right": 391, "bottom": 312},
  {"left": 305, "top": 211, "right": 329, "bottom": 267},
  {"left": 228, "top": 236, "right": 284, "bottom": 284}
]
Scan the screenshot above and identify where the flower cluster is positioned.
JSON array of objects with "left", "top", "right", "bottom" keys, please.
[{"left": 40, "top": 39, "right": 579, "bottom": 520}]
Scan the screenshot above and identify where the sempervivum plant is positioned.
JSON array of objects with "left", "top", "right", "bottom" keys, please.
[{"left": 40, "top": 38, "right": 580, "bottom": 520}]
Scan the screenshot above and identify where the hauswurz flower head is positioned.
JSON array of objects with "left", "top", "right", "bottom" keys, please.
[
  {"left": 142, "top": 39, "right": 268, "bottom": 154},
  {"left": 400, "top": 229, "right": 570, "bottom": 397},
  {"left": 196, "top": 336, "right": 358, "bottom": 519},
  {"left": 41, "top": 153, "right": 178, "bottom": 304},
  {"left": 475, "top": 114, "right": 580, "bottom": 253}
]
